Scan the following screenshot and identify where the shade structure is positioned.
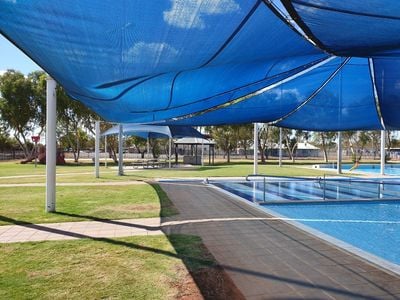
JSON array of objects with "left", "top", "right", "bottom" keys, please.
[
  {"left": 174, "top": 137, "right": 215, "bottom": 145},
  {"left": 1, "top": 1, "right": 400, "bottom": 130},
  {"left": 102, "top": 124, "right": 204, "bottom": 140}
]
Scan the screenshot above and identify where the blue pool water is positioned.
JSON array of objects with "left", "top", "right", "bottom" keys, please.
[
  {"left": 213, "top": 179, "right": 400, "bottom": 202},
  {"left": 264, "top": 201, "right": 400, "bottom": 266},
  {"left": 212, "top": 178, "right": 400, "bottom": 269},
  {"left": 320, "top": 163, "right": 400, "bottom": 175}
]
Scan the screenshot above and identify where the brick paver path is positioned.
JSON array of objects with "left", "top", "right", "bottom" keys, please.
[{"left": 0, "top": 217, "right": 162, "bottom": 243}]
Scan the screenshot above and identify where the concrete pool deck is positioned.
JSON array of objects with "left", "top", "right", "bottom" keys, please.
[{"left": 160, "top": 181, "right": 400, "bottom": 299}]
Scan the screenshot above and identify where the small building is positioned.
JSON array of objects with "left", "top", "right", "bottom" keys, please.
[
  {"left": 295, "top": 142, "right": 320, "bottom": 157},
  {"left": 174, "top": 137, "right": 215, "bottom": 165},
  {"left": 269, "top": 142, "right": 320, "bottom": 158}
]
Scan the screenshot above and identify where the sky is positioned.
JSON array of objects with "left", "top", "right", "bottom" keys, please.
[{"left": 0, "top": 35, "right": 42, "bottom": 75}]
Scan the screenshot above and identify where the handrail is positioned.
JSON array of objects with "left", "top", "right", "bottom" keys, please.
[
  {"left": 245, "top": 174, "right": 400, "bottom": 187},
  {"left": 243, "top": 173, "right": 400, "bottom": 203}
]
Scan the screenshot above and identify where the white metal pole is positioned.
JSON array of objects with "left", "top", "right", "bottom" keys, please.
[
  {"left": 95, "top": 120, "right": 100, "bottom": 178},
  {"left": 337, "top": 131, "right": 342, "bottom": 174},
  {"left": 118, "top": 124, "right": 124, "bottom": 176},
  {"left": 253, "top": 123, "right": 258, "bottom": 175},
  {"left": 279, "top": 127, "right": 282, "bottom": 167},
  {"left": 46, "top": 76, "right": 57, "bottom": 212},
  {"left": 147, "top": 137, "right": 150, "bottom": 159},
  {"left": 381, "top": 130, "right": 385, "bottom": 175},
  {"left": 104, "top": 135, "right": 108, "bottom": 168},
  {"left": 34, "top": 141, "right": 38, "bottom": 168},
  {"left": 168, "top": 137, "right": 172, "bottom": 169},
  {"left": 201, "top": 139, "right": 204, "bottom": 167}
]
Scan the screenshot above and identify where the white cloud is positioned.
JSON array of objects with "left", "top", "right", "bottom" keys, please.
[
  {"left": 0, "top": 70, "right": 6, "bottom": 76},
  {"left": 122, "top": 42, "right": 179, "bottom": 69},
  {"left": 164, "top": 0, "right": 240, "bottom": 29}
]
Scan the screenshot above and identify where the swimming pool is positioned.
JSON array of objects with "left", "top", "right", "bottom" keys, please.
[
  {"left": 319, "top": 163, "right": 400, "bottom": 175},
  {"left": 212, "top": 178, "right": 400, "bottom": 202},
  {"left": 211, "top": 177, "right": 400, "bottom": 273}
]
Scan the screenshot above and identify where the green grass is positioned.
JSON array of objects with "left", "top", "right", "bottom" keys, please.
[
  {"left": 0, "top": 183, "right": 175, "bottom": 225},
  {"left": 0, "top": 160, "right": 344, "bottom": 225},
  {"left": 0, "top": 234, "right": 215, "bottom": 300},
  {"left": 0, "top": 161, "right": 338, "bottom": 184},
  {"left": 0, "top": 161, "right": 100, "bottom": 177}
]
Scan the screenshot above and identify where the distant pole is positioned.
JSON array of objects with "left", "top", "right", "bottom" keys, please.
[
  {"left": 337, "top": 131, "right": 342, "bottom": 174},
  {"left": 279, "top": 127, "right": 282, "bottom": 167},
  {"left": 381, "top": 130, "right": 385, "bottom": 175},
  {"left": 118, "top": 124, "right": 124, "bottom": 176},
  {"left": 104, "top": 135, "right": 108, "bottom": 168},
  {"left": 201, "top": 140, "right": 204, "bottom": 166},
  {"left": 201, "top": 128, "right": 204, "bottom": 167},
  {"left": 46, "top": 76, "right": 57, "bottom": 212},
  {"left": 168, "top": 137, "right": 172, "bottom": 169},
  {"left": 95, "top": 120, "right": 100, "bottom": 178},
  {"left": 147, "top": 137, "right": 150, "bottom": 159},
  {"left": 34, "top": 140, "right": 38, "bottom": 168},
  {"left": 253, "top": 123, "right": 258, "bottom": 175}
]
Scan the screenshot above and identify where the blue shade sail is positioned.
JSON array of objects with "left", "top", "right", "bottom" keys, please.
[
  {"left": 283, "top": 0, "right": 400, "bottom": 57},
  {"left": 1, "top": 1, "right": 400, "bottom": 130},
  {"left": 165, "top": 56, "right": 340, "bottom": 126},
  {"left": 372, "top": 59, "right": 400, "bottom": 129},
  {"left": 276, "top": 58, "right": 383, "bottom": 130}
]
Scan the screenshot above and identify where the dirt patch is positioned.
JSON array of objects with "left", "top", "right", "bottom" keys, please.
[
  {"left": 171, "top": 241, "right": 245, "bottom": 300},
  {"left": 173, "top": 265, "right": 244, "bottom": 300}
]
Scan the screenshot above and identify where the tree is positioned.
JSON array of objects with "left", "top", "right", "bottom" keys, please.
[
  {"left": 235, "top": 124, "right": 253, "bottom": 159},
  {"left": 342, "top": 131, "right": 370, "bottom": 163},
  {"left": 257, "top": 124, "right": 279, "bottom": 163},
  {"left": 209, "top": 125, "right": 237, "bottom": 163},
  {"left": 313, "top": 132, "right": 337, "bottom": 162},
  {"left": 369, "top": 131, "right": 381, "bottom": 160},
  {"left": 28, "top": 71, "right": 47, "bottom": 134},
  {"left": 0, "top": 126, "right": 18, "bottom": 151},
  {"left": 0, "top": 70, "right": 36, "bottom": 158},
  {"left": 56, "top": 85, "right": 99, "bottom": 162},
  {"left": 282, "top": 129, "right": 304, "bottom": 163},
  {"left": 125, "top": 136, "right": 147, "bottom": 158}
]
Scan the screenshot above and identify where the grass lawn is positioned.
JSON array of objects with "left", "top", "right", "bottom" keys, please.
[
  {"left": 0, "top": 234, "right": 215, "bottom": 300},
  {"left": 0, "top": 183, "right": 176, "bottom": 225},
  {"left": 0, "top": 160, "right": 340, "bottom": 184}
]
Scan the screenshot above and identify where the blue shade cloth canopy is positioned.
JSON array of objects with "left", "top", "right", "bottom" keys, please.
[
  {"left": 102, "top": 124, "right": 204, "bottom": 140},
  {"left": 1, "top": 1, "right": 400, "bottom": 130}
]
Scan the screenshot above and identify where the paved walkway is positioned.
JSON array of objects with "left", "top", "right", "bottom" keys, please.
[
  {"left": 0, "top": 181, "right": 146, "bottom": 187},
  {"left": 0, "top": 218, "right": 162, "bottom": 243},
  {"left": 160, "top": 181, "right": 400, "bottom": 300}
]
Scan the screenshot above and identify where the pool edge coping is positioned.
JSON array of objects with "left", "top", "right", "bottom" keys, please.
[{"left": 207, "top": 179, "right": 400, "bottom": 277}]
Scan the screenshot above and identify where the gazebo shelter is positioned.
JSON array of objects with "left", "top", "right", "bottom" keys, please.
[{"left": 174, "top": 137, "right": 215, "bottom": 166}]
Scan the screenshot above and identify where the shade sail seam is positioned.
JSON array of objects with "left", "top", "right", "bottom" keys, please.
[
  {"left": 166, "top": 71, "right": 182, "bottom": 110},
  {"left": 261, "top": 0, "right": 313, "bottom": 46},
  {"left": 272, "top": 57, "right": 350, "bottom": 125},
  {"left": 128, "top": 56, "right": 330, "bottom": 114},
  {"left": 96, "top": 75, "right": 151, "bottom": 89},
  {"left": 292, "top": 0, "right": 400, "bottom": 21},
  {"left": 281, "top": 0, "right": 332, "bottom": 55},
  {"left": 159, "top": 56, "right": 335, "bottom": 123},
  {"left": 69, "top": 74, "right": 163, "bottom": 102},
  {"left": 368, "top": 58, "right": 386, "bottom": 130},
  {"left": 201, "top": 0, "right": 262, "bottom": 66}
]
